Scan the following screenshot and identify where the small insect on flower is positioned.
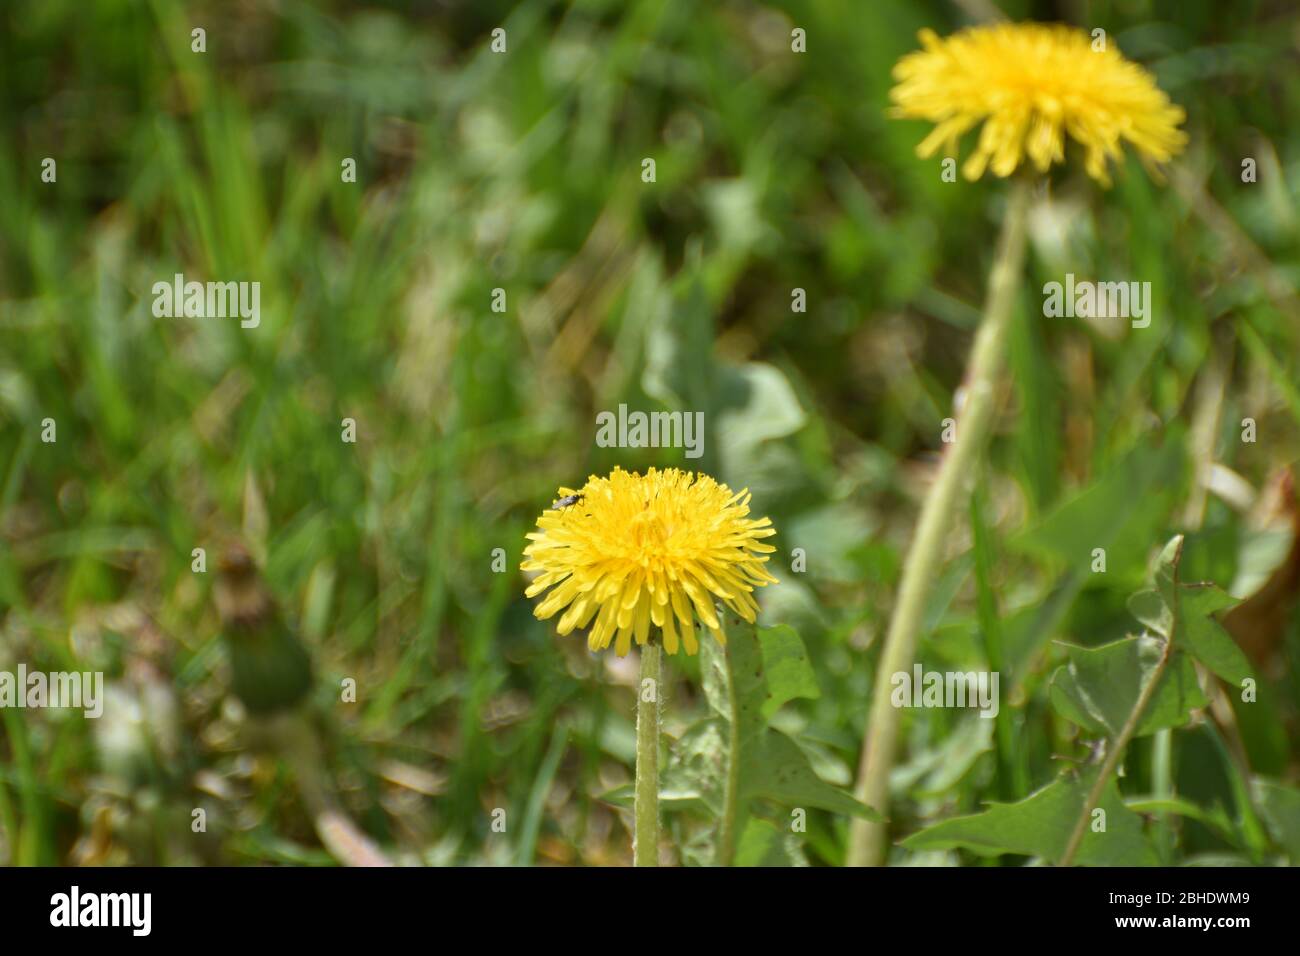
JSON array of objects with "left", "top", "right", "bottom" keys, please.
[{"left": 523, "top": 467, "right": 779, "bottom": 657}]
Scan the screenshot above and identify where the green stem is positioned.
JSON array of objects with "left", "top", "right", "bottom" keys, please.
[
  {"left": 634, "top": 643, "right": 661, "bottom": 866},
  {"left": 1059, "top": 535, "right": 1186, "bottom": 866},
  {"left": 716, "top": 642, "right": 743, "bottom": 867},
  {"left": 1059, "top": 633, "right": 1173, "bottom": 866},
  {"left": 1151, "top": 728, "right": 1175, "bottom": 859},
  {"left": 848, "top": 179, "right": 1031, "bottom": 867},
  {"left": 971, "top": 487, "right": 1020, "bottom": 803}
]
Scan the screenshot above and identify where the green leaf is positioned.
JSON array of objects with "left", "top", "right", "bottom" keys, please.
[
  {"left": 1127, "top": 589, "right": 1170, "bottom": 636},
  {"left": 757, "top": 624, "right": 820, "bottom": 718},
  {"left": 745, "top": 731, "right": 879, "bottom": 819},
  {"left": 734, "top": 817, "right": 807, "bottom": 867},
  {"left": 659, "top": 718, "right": 727, "bottom": 814},
  {"left": 601, "top": 774, "right": 712, "bottom": 813},
  {"left": 1128, "top": 558, "right": 1251, "bottom": 688},
  {"left": 1012, "top": 440, "right": 1185, "bottom": 572},
  {"left": 595, "top": 783, "right": 634, "bottom": 809},
  {"left": 1198, "top": 721, "right": 1272, "bottom": 858},
  {"left": 1152, "top": 534, "right": 1183, "bottom": 605},
  {"left": 689, "top": 620, "right": 877, "bottom": 864},
  {"left": 1049, "top": 635, "right": 1206, "bottom": 737},
  {"left": 715, "top": 362, "right": 807, "bottom": 469},
  {"left": 1123, "top": 796, "right": 1239, "bottom": 846},
  {"left": 1229, "top": 684, "right": 1289, "bottom": 776},
  {"left": 785, "top": 504, "right": 878, "bottom": 584},
  {"left": 1178, "top": 585, "right": 1250, "bottom": 687},
  {"left": 903, "top": 716, "right": 996, "bottom": 798},
  {"left": 903, "top": 774, "right": 1159, "bottom": 865},
  {"left": 1001, "top": 446, "right": 1187, "bottom": 682},
  {"left": 642, "top": 270, "right": 713, "bottom": 414},
  {"left": 1053, "top": 534, "right": 1249, "bottom": 739},
  {"left": 1253, "top": 778, "right": 1300, "bottom": 860},
  {"left": 700, "top": 624, "right": 766, "bottom": 754}
]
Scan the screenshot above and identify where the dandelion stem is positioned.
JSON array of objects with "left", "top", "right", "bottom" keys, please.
[
  {"left": 848, "top": 178, "right": 1031, "bottom": 867},
  {"left": 634, "top": 642, "right": 661, "bottom": 866},
  {"left": 717, "top": 640, "right": 743, "bottom": 867}
]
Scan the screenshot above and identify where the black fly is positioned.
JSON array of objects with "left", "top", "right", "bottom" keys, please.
[{"left": 552, "top": 493, "right": 584, "bottom": 509}]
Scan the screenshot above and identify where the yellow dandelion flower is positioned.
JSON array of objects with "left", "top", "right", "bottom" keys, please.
[
  {"left": 522, "top": 467, "right": 778, "bottom": 657},
  {"left": 891, "top": 23, "right": 1187, "bottom": 186}
]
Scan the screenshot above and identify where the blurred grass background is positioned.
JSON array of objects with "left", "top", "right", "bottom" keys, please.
[{"left": 1, "top": 0, "right": 1299, "bottom": 865}]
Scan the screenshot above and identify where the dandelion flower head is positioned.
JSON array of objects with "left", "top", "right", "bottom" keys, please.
[
  {"left": 522, "top": 468, "right": 778, "bottom": 656},
  {"left": 890, "top": 22, "right": 1187, "bottom": 186}
]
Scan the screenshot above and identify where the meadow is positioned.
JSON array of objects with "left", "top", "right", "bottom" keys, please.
[{"left": 1, "top": 0, "right": 1299, "bottom": 867}]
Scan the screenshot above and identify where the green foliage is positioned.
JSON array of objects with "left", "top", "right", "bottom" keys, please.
[
  {"left": 1049, "top": 634, "right": 1206, "bottom": 738},
  {"left": 1253, "top": 779, "right": 1300, "bottom": 859},
  {"left": 1013, "top": 439, "right": 1186, "bottom": 578},
  {"left": 662, "top": 622, "right": 876, "bottom": 865},
  {"left": 903, "top": 774, "right": 1158, "bottom": 866},
  {"left": 908, "top": 537, "right": 1299, "bottom": 865}
]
